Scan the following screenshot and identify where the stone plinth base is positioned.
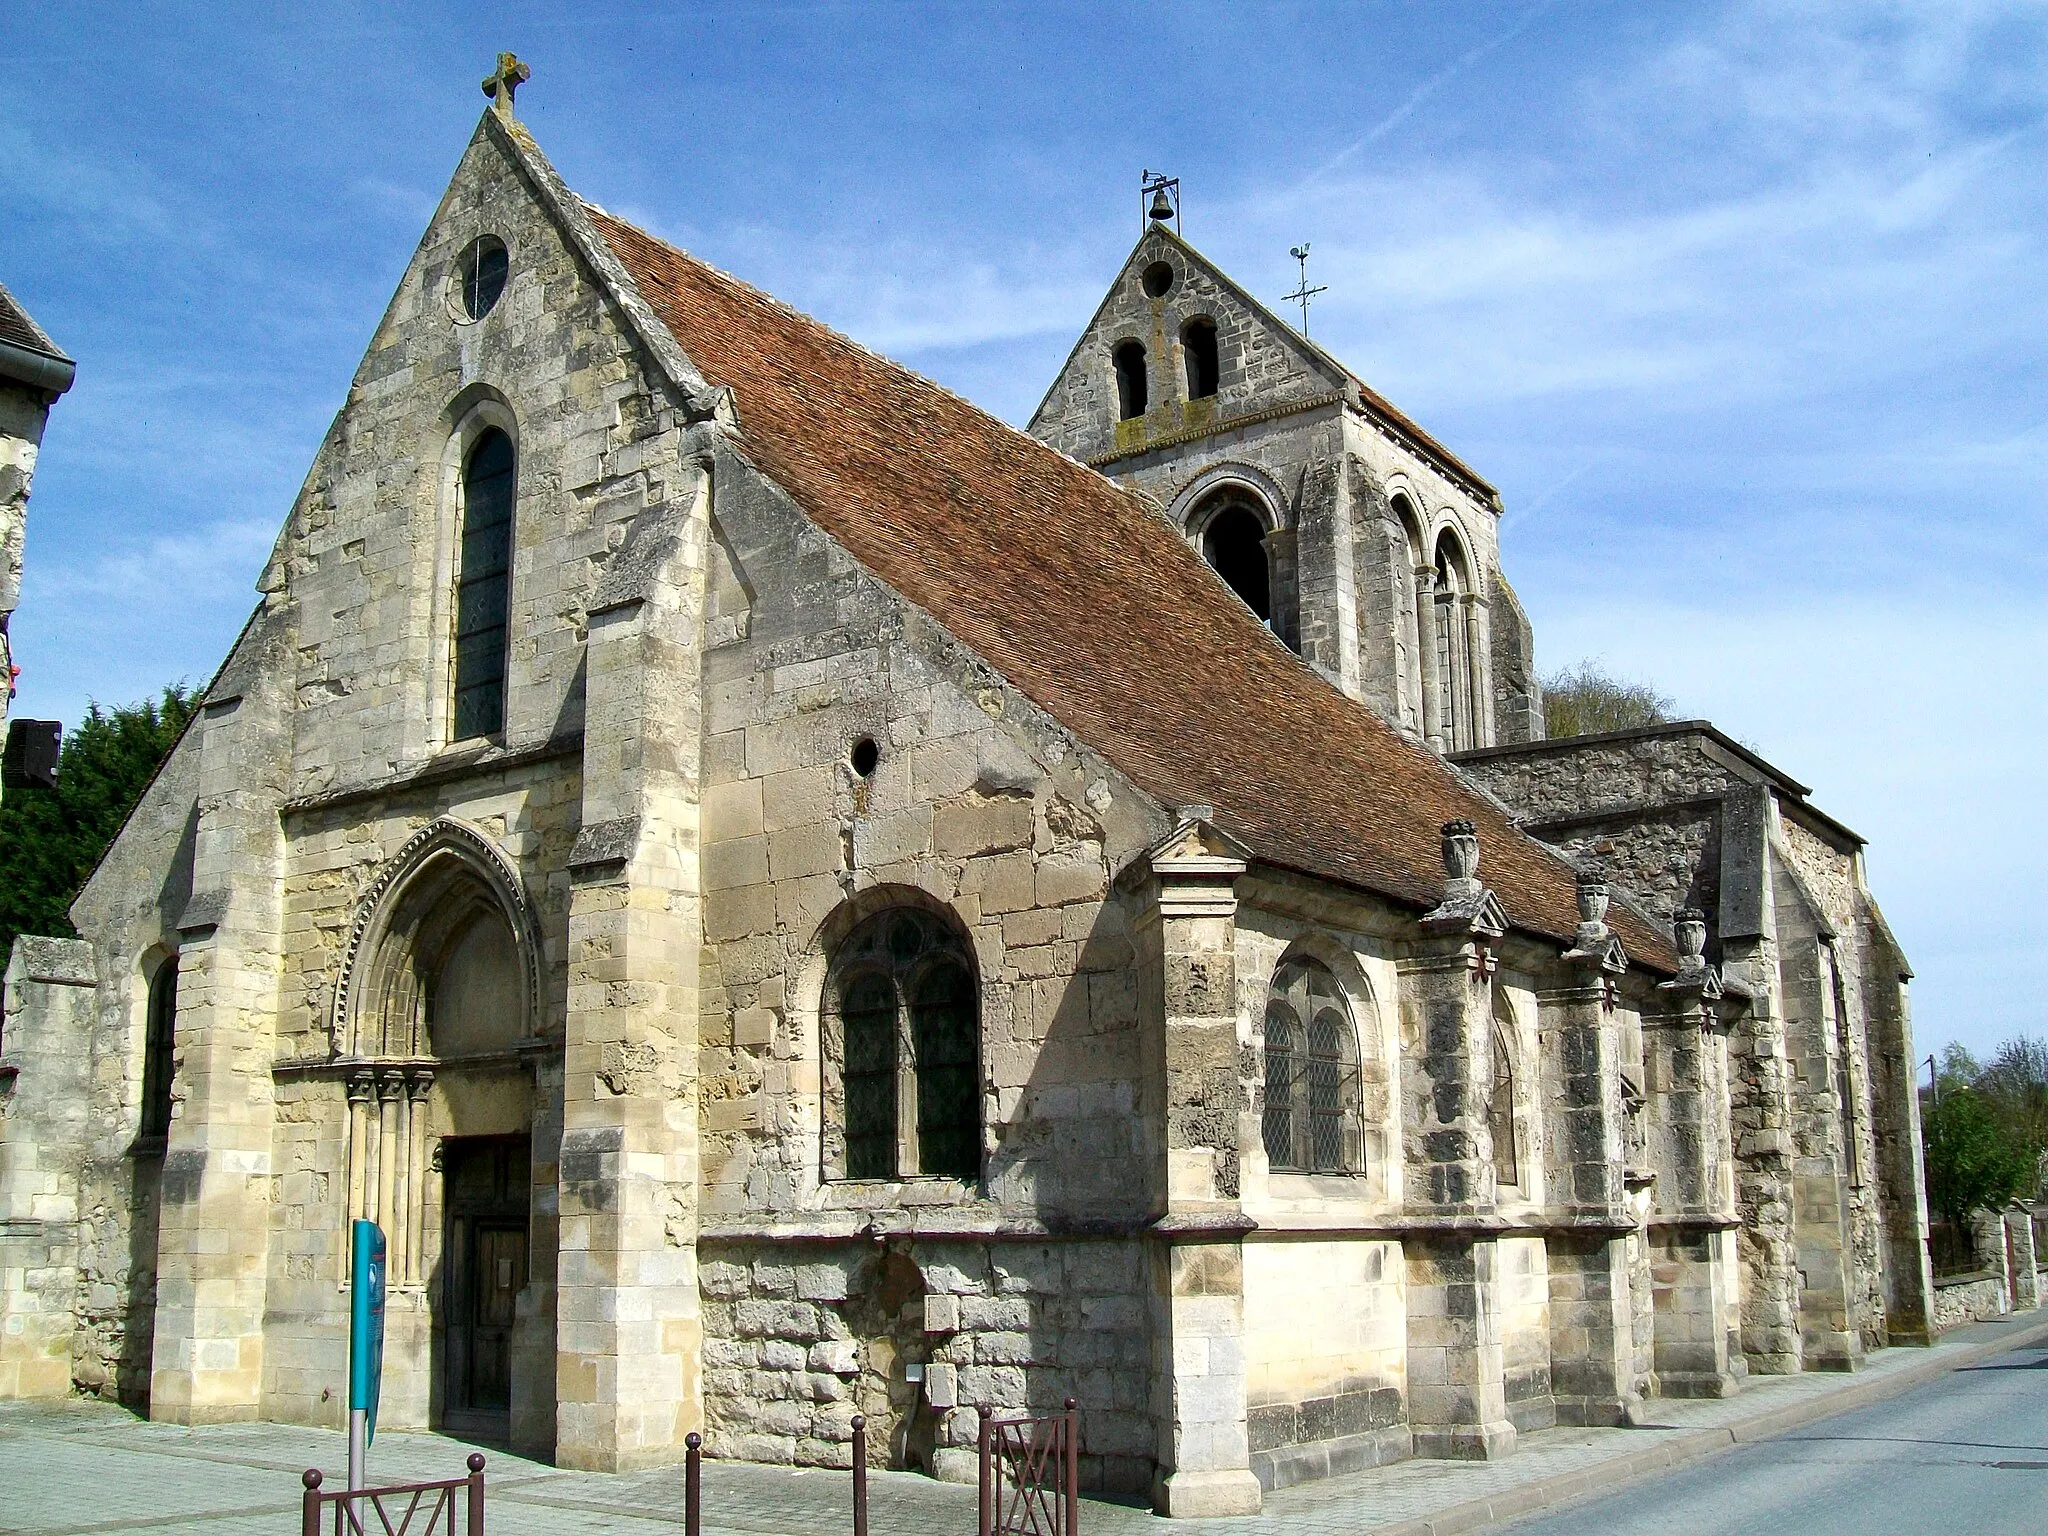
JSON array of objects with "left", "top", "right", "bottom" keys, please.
[{"left": 1155, "top": 1468, "right": 1263, "bottom": 1517}]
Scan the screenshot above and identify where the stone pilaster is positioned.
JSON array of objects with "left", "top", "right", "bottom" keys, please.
[
  {"left": 2006, "top": 1208, "right": 2039, "bottom": 1311},
  {"left": 1539, "top": 877, "right": 1641, "bottom": 1425},
  {"left": 0, "top": 938, "right": 96, "bottom": 1399},
  {"left": 1129, "top": 813, "right": 1261, "bottom": 1517},
  {"left": 1397, "top": 821, "right": 1515, "bottom": 1460},
  {"left": 1644, "top": 910, "right": 1743, "bottom": 1398},
  {"left": 149, "top": 612, "right": 291, "bottom": 1423},
  {"left": 556, "top": 449, "right": 711, "bottom": 1470}
]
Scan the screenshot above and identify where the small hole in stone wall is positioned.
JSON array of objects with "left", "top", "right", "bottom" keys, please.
[
  {"left": 850, "top": 737, "right": 880, "bottom": 778},
  {"left": 1141, "top": 260, "right": 1176, "bottom": 298}
]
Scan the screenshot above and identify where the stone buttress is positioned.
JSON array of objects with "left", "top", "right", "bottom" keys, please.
[
  {"left": 556, "top": 441, "right": 716, "bottom": 1470},
  {"left": 1129, "top": 814, "right": 1265, "bottom": 1516},
  {"left": 1397, "top": 821, "right": 1516, "bottom": 1459}
]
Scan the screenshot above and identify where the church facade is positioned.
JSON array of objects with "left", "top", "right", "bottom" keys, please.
[{"left": 0, "top": 69, "right": 1930, "bottom": 1515}]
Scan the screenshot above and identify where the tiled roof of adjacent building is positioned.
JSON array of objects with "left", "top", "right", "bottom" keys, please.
[
  {"left": 0, "top": 279, "right": 76, "bottom": 395},
  {"left": 587, "top": 206, "right": 1675, "bottom": 970},
  {"left": 0, "top": 282, "right": 66, "bottom": 360}
]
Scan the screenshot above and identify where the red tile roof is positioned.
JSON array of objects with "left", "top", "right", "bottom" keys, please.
[{"left": 587, "top": 207, "right": 1674, "bottom": 970}]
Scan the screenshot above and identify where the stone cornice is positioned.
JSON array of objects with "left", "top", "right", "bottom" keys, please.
[
  {"left": 1082, "top": 391, "right": 1347, "bottom": 470},
  {"left": 279, "top": 734, "right": 582, "bottom": 817}
]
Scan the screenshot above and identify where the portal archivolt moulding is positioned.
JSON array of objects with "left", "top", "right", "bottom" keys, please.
[{"left": 329, "top": 815, "right": 543, "bottom": 1059}]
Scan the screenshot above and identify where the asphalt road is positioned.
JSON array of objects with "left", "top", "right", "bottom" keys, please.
[{"left": 1502, "top": 1338, "right": 2048, "bottom": 1535}]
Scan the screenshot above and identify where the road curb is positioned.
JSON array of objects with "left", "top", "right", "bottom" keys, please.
[{"left": 1368, "top": 1312, "right": 2048, "bottom": 1536}]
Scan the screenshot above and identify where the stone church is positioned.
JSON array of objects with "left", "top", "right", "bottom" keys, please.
[{"left": 0, "top": 63, "right": 1932, "bottom": 1514}]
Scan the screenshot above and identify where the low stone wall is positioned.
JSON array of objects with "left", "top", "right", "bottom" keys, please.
[
  {"left": 1931, "top": 1272, "right": 2009, "bottom": 1332},
  {"left": 699, "top": 1234, "right": 1153, "bottom": 1498}
]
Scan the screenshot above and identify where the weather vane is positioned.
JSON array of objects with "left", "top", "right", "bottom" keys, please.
[{"left": 1284, "top": 244, "right": 1327, "bottom": 337}]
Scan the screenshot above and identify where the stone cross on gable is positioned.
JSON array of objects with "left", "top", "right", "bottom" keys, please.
[{"left": 482, "top": 53, "right": 531, "bottom": 119}]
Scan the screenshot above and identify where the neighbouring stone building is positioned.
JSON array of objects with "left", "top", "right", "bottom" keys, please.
[
  {"left": 0, "top": 62, "right": 1934, "bottom": 1514},
  {"left": 0, "top": 280, "right": 76, "bottom": 792}
]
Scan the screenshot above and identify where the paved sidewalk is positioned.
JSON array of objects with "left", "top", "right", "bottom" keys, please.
[{"left": 4, "top": 1312, "right": 2046, "bottom": 1536}]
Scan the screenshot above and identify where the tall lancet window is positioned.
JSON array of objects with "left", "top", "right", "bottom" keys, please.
[
  {"left": 1432, "top": 531, "right": 1477, "bottom": 751},
  {"left": 453, "top": 429, "right": 516, "bottom": 740}
]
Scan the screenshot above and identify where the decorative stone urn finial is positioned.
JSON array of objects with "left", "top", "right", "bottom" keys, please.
[
  {"left": 1674, "top": 907, "right": 1708, "bottom": 969},
  {"left": 1573, "top": 871, "right": 1610, "bottom": 949},
  {"left": 483, "top": 52, "right": 532, "bottom": 120},
  {"left": 1441, "top": 819, "right": 1480, "bottom": 898},
  {"left": 1576, "top": 875, "right": 1609, "bottom": 928}
]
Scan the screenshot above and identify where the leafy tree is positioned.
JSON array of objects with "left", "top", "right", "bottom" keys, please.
[
  {"left": 1936, "top": 1042, "right": 1983, "bottom": 1092},
  {"left": 1974, "top": 1036, "right": 2048, "bottom": 1159},
  {"left": 1921, "top": 1087, "right": 2036, "bottom": 1234},
  {"left": 0, "top": 686, "right": 197, "bottom": 966},
  {"left": 1540, "top": 660, "right": 1676, "bottom": 739}
]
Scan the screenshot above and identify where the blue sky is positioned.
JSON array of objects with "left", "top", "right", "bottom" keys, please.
[{"left": 4, "top": 2, "right": 2043, "bottom": 1058}]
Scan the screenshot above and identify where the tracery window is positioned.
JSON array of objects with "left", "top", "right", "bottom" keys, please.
[
  {"left": 452, "top": 428, "right": 516, "bottom": 740},
  {"left": 139, "top": 954, "right": 178, "bottom": 1143},
  {"left": 826, "top": 906, "right": 981, "bottom": 1182},
  {"left": 1261, "top": 957, "right": 1361, "bottom": 1173}
]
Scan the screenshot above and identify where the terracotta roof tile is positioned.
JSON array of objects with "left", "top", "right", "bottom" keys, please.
[{"left": 588, "top": 207, "right": 1675, "bottom": 971}]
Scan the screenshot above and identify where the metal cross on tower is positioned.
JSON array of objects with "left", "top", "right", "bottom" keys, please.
[{"left": 1284, "top": 244, "right": 1328, "bottom": 337}]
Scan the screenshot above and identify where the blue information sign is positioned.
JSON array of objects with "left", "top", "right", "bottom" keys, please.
[{"left": 349, "top": 1219, "right": 387, "bottom": 1450}]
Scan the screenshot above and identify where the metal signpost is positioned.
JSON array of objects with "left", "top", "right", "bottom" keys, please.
[{"left": 349, "top": 1218, "right": 387, "bottom": 1492}]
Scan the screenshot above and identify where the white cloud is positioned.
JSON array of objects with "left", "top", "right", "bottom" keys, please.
[{"left": 30, "top": 517, "right": 275, "bottom": 609}]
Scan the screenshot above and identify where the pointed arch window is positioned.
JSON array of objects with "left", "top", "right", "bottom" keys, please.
[
  {"left": 826, "top": 906, "right": 981, "bottom": 1182},
  {"left": 1262, "top": 957, "right": 1362, "bottom": 1173},
  {"left": 138, "top": 954, "right": 178, "bottom": 1144},
  {"left": 453, "top": 429, "right": 515, "bottom": 740}
]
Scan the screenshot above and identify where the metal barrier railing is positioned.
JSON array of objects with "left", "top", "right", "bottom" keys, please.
[
  {"left": 683, "top": 1420, "right": 868, "bottom": 1536},
  {"left": 679, "top": 1402, "right": 1075, "bottom": 1536},
  {"left": 300, "top": 1454, "right": 485, "bottom": 1536},
  {"left": 978, "top": 1400, "right": 1079, "bottom": 1536}
]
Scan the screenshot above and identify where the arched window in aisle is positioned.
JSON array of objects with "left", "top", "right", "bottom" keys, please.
[
  {"left": 825, "top": 904, "right": 981, "bottom": 1182},
  {"left": 1261, "top": 956, "right": 1362, "bottom": 1173}
]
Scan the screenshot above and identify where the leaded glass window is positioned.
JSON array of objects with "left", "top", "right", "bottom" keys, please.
[
  {"left": 1262, "top": 958, "right": 1361, "bottom": 1173},
  {"left": 453, "top": 429, "right": 515, "bottom": 740},
  {"left": 1491, "top": 1017, "right": 1520, "bottom": 1188},
  {"left": 912, "top": 961, "right": 978, "bottom": 1179},
  {"left": 842, "top": 972, "right": 897, "bottom": 1179},
  {"left": 1262, "top": 1002, "right": 1299, "bottom": 1167},
  {"left": 826, "top": 906, "right": 981, "bottom": 1182}
]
